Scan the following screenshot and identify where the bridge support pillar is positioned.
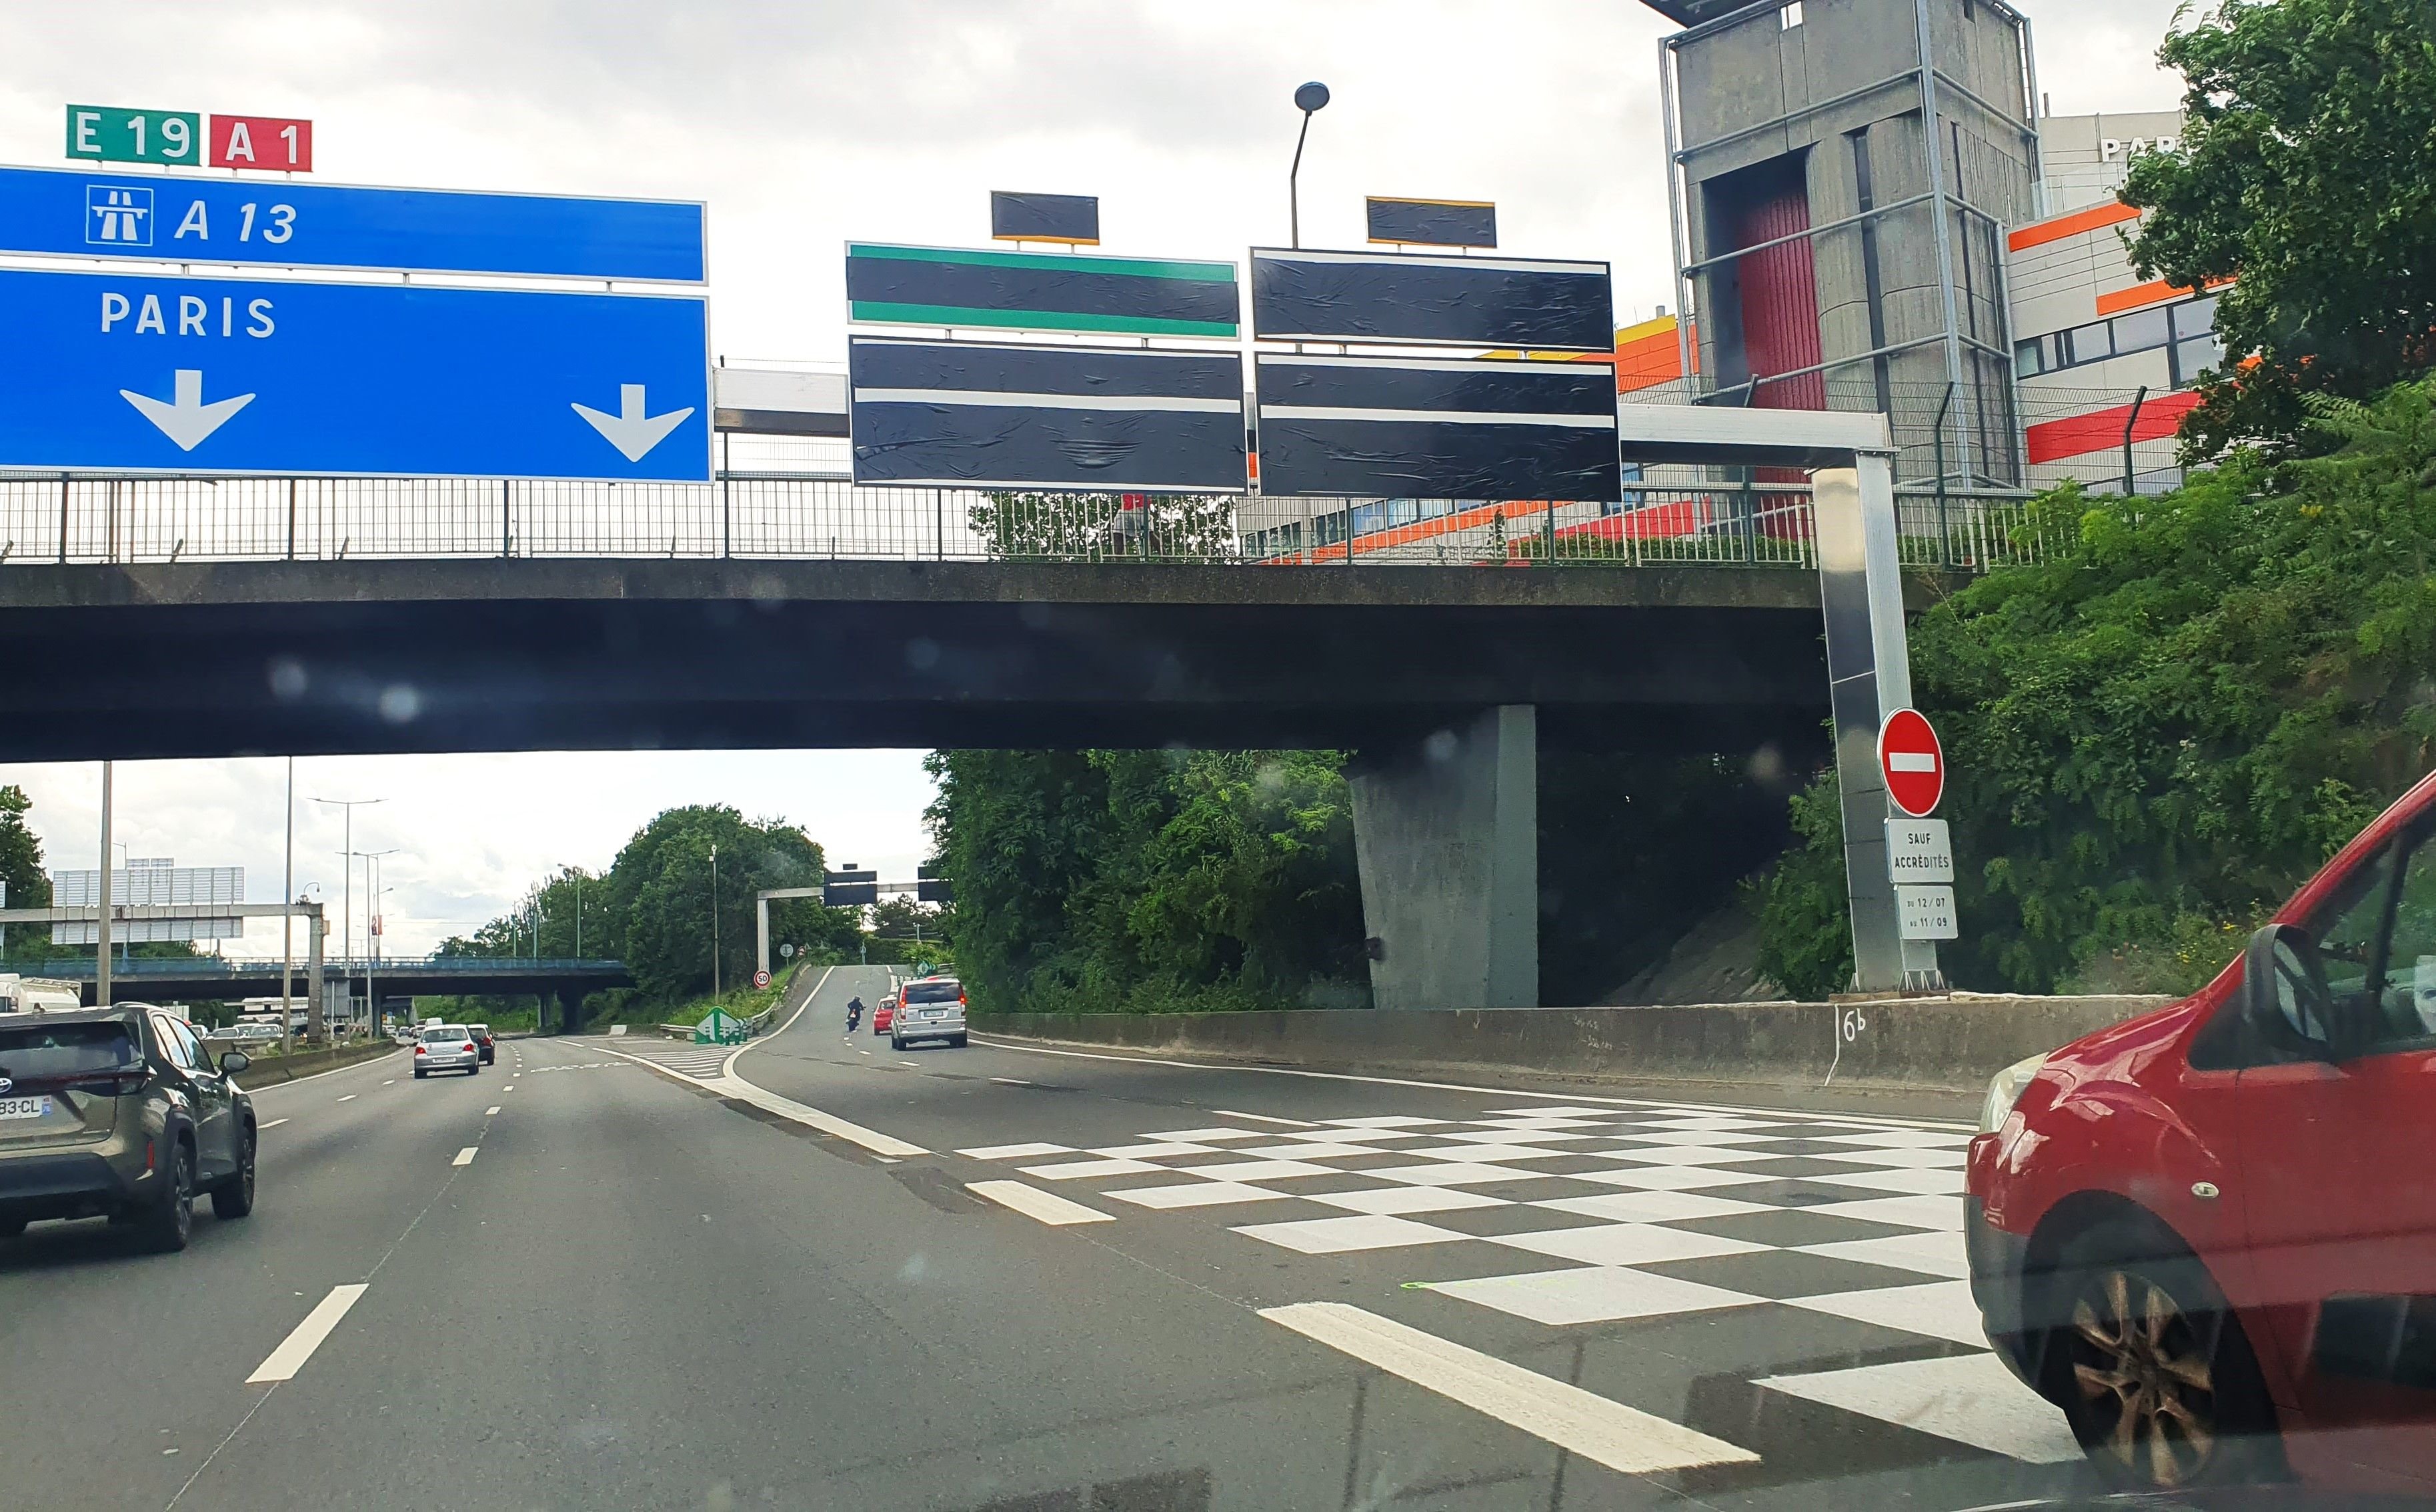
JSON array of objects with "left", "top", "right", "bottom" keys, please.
[
  {"left": 554, "top": 986, "right": 585, "bottom": 1035},
  {"left": 1348, "top": 705, "right": 1538, "bottom": 1011}
]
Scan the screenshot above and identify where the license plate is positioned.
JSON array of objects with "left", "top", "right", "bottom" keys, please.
[{"left": 0, "top": 1095, "right": 53, "bottom": 1121}]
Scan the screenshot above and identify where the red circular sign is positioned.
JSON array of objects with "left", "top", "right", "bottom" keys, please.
[
  {"left": 1878, "top": 707, "right": 1945, "bottom": 817},
  {"left": 752, "top": 969, "right": 772, "bottom": 990}
]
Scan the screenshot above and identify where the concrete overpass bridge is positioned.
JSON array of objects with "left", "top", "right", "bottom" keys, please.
[{"left": 0, "top": 404, "right": 2009, "bottom": 1005}]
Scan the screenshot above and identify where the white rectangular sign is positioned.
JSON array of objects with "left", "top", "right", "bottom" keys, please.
[
  {"left": 1885, "top": 818, "right": 1955, "bottom": 885},
  {"left": 1897, "top": 885, "right": 1960, "bottom": 941}
]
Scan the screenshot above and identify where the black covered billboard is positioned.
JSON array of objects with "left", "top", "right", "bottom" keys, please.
[
  {"left": 990, "top": 191, "right": 1100, "bottom": 245},
  {"left": 850, "top": 336, "right": 1246, "bottom": 492},
  {"left": 1250, "top": 247, "right": 1612, "bottom": 351},
  {"left": 1365, "top": 197, "right": 1497, "bottom": 249},
  {"left": 1253, "top": 353, "right": 1620, "bottom": 501}
]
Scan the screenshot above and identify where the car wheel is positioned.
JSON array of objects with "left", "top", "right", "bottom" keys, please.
[
  {"left": 137, "top": 1139, "right": 195, "bottom": 1253},
  {"left": 0, "top": 1215, "right": 26, "bottom": 1239},
  {"left": 890, "top": 1035, "right": 904, "bottom": 1051},
  {"left": 213, "top": 1127, "right": 257, "bottom": 1219},
  {"left": 414, "top": 1067, "right": 427, "bottom": 1079},
  {"left": 2042, "top": 1221, "right": 2281, "bottom": 1491},
  {"left": 950, "top": 1033, "right": 968, "bottom": 1048}
]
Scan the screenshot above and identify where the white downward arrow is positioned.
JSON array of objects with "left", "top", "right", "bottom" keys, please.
[
  {"left": 572, "top": 383, "right": 694, "bottom": 463},
  {"left": 121, "top": 369, "right": 256, "bottom": 451}
]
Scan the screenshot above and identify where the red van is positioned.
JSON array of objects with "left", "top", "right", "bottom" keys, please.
[{"left": 1969, "top": 767, "right": 2436, "bottom": 1495}]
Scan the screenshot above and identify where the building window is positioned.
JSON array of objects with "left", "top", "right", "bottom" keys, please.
[
  {"left": 2062, "top": 321, "right": 2113, "bottom": 366},
  {"left": 2112, "top": 305, "right": 2171, "bottom": 356},
  {"left": 2019, "top": 295, "right": 2225, "bottom": 385},
  {"left": 1780, "top": 1, "right": 1803, "bottom": 27},
  {"left": 2171, "top": 334, "right": 2223, "bottom": 386}
]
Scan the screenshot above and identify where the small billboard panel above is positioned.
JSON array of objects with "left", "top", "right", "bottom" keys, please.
[
  {"left": 991, "top": 191, "right": 1100, "bottom": 245},
  {"left": 850, "top": 336, "right": 1246, "bottom": 493},
  {"left": 1254, "top": 351, "right": 1620, "bottom": 501},
  {"left": 846, "top": 243, "right": 1238, "bottom": 339},
  {"left": 1250, "top": 247, "right": 1612, "bottom": 351},
  {"left": 1365, "top": 197, "right": 1497, "bottom": 249}
]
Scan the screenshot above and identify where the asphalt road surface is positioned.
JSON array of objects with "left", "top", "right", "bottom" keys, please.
[{"left": 0, "top": 967, "right": 2103, "bottom": 1511}]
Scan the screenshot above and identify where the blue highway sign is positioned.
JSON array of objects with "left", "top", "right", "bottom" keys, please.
[
  {"left": 0, "top": 163, "right": 706, "bottom": 282},
  {"left": 0, "top": 267, "right": 710, "bottom": 480}
]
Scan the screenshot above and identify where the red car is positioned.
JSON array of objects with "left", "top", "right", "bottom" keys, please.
[
  {"left": 1970, "top": 766, "right": 2436, "bottom": 1495},
  {"left": 872, "top": 993, "right": 896, "bottom": 1035}
]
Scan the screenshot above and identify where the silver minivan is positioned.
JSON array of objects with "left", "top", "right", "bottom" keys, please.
[{"left": 890, "top": 977, "right": 966, "bottom": 1050}]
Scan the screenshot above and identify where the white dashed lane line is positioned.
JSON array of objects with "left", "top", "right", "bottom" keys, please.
[
  {"left": 484, "top": 1106, "right": 500, "bottom": 1115},
  {"left": 245, "top": 1285, "right": 369, "bottom": 1385},
  {"left": 258, "top": 1118, "right": 289, "bottom": 1130},
  {"left": 335, "top": 1094, "right": 357, "bottom": 1103},
  {"left": 991, "top": 1077, "right": 1032, "bottom": 1086},
  {"left": 451, "top": 1147, "right": 479, "bottom": 1167},
  {"left": 381, "top": 1079, "right": 395, "bottom": 1086}
]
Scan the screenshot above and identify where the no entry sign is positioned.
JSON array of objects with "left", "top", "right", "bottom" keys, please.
[{"left": 1878, "top": 707, "right": 1945, "bottom": 817}]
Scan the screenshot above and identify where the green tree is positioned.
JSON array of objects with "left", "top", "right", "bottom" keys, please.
[
  {"left": 1753, "top": 379, "right": 2436, "bottom": 995},
  {"left": 0, "top": 785, "right": 51, "bottom": 956},
  {"left": 970, "top": 491, "right": 1238, "bottom": 562},
  {"left": 2121, "top": 0, "right": 2436, "bottom": 455},
  {"left": 924, "top": 747, "right": 1368, "bottom": 1013}
]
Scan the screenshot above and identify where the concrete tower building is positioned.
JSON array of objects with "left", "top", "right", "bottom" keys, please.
[{"left": 1648, "top": 0, "right": 2041, "bottom": 490}]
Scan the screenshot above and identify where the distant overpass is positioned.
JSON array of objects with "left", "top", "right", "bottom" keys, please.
[{"left": 0, "top": 953, "right": 633, "bottom": 1031}]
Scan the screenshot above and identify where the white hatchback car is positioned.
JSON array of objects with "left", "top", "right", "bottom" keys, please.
[{"left": 413, "top": 1025, "right": 481, "bottom": 1077}]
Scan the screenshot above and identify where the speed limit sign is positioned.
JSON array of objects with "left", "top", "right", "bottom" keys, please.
[{"left": 752, "top": 969, "right": 771, "bottom": 989}]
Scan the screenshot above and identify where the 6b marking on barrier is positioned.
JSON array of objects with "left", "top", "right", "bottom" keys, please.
[{"left": 1824, "top": 1005, "right": 1869, "bottom": 1086}]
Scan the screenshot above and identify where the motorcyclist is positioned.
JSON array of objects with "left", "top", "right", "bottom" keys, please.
[{"left": 846, "top": 995, "right": 864, "bottom": 1031}]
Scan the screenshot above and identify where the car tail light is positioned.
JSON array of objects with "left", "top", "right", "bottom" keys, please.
[
  {"left": 463, "top": 1043, "right": 475, "bottom": 1053},
  {"left": 415, "top": 1044, "right": 426, "bottom": 1055}
]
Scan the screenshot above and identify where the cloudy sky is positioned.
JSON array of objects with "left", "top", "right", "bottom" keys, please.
[{"left": 0, "top": 0, "right": 2192, "bottom": 957}]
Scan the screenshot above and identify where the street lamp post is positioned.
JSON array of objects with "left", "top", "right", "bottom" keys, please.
[
  {"left": 281, "top": 757, "right": 295, "bottom": 1054},
  {"left": 341, "top": 846, "right": 398, "bottom": 1036},
  {"left": 311, "top": 797, "right": 383, "bottom": 1034},
  {"left": 95, "top": 761, "right": 113, "bottom": 1008},
  {"left": 709, "top": 844, "right": 721, "bottom": 998},
  {"left": 1289, "top": 81, "right": 1330, "bottom": 250}
]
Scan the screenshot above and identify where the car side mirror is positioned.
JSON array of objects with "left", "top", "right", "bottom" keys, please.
[
  {"left": 2244, "top": 922, "right": 2338, "bottom": 1060},
  {"left": 217, "top": 1049, "right": 252, "bottom": 1075}
]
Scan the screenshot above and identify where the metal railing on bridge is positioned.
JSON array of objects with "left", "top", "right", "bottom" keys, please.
[
  {"left": 1, "top": 955, "right": 628, "bottom": 980},
  {"left": 0, "top": 415, "right": 2091, "bottom": 576}
]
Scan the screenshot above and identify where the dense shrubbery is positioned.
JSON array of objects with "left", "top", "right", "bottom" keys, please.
[{"left": 1756, "top": 381, "right": 2436, "bottom": 997}]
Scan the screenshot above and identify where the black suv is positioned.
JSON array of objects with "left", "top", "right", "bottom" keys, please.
[{"left": 0, "top": 1005, "right": 257, "bottom": 1252}]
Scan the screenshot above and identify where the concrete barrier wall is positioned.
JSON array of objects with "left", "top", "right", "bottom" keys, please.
[
  {"left": 224, "top": 1041, "right": 401, "bottom": 1085},
  {"left": 976, "top": 994, "right": 2174, "bottom": 1096}
]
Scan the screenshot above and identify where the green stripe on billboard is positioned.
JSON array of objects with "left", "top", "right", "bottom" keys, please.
[
  {"left": 847, "top": 301, "right": 1238, "bottom": 338},
  {"left": 845, "top": 243, "right": 1239, "bottom": 339}
]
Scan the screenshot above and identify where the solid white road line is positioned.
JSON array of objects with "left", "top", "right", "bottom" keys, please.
[
  {"left": 967, "top": 1179, "right": 1114, "bottom": 1226},
  {"left": 451, "top": 1147, "right": 478, "bottom": 1167},
  {"left": 245, "top": 1285, "right": 370, "bottom": 1385},
  {"left": 1214, "top": 1108, "right": 1317, "bottom": 1128},
  {"left": 258, "top": 1118, "right": 289, "bottom": 1130},
  {"left": 335, "top": 1094, "right": 357, "bottom": 1103},
  {"left": 1260, "top": 1303, "right": 1758, "bottom": 1475},
  {"left": 970, "top": 1039, "right": 1972, "bottom": 1133},
  {"left": 591, "top": 1040, "right": 930, "bottom": 1157},
  {"left": 484, "top": 1106, "right": 501, "bottom": 1115}
]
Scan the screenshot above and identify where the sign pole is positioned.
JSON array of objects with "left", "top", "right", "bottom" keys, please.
[{"left": 1813, "top": 457, "right": 1945, "bottom": 993}]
